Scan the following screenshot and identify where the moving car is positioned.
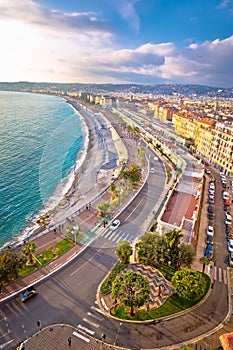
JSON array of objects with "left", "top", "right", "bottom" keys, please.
[
  {"left": 109, "top": 219, "right": 121, "bottom": 230},
  {"left": 20, "top": 286, "right": 37, "bottom": 302},
  {"left": 150, "top": 168, "right": 155, "bottom": 174}
]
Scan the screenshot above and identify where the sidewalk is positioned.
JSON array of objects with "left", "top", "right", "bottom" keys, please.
[{"left": 19, "top": 324, "right": 129, "bottom": 350}]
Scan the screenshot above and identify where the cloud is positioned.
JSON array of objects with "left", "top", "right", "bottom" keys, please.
[
  {"left": 112, "top": 0, "right": 140, "bottom": 32},
  {"left": 0, "top": 0, "right": 111, "bottom": 34},
  {"left": 0, "top": 1, "right": 232, "bottom": 87},
  {"left": 217, "top": 0, "right": 231, "bottom": 9},
  {"left": 216, "top": 0, "right": 233, "bottom": 14}
]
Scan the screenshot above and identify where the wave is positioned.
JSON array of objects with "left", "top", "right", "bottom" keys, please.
[{"left": 0, "top": 100, "right": 89, "bottom": 251}]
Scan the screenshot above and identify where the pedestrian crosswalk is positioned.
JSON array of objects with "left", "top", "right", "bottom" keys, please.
[
  {"left": 212, "top": 266, "right": 228, "bottom": 284},
  {"left": 75, "top": 301, "right": 105, "bottom": 344},
  {"left": 96, "top": 226, "right": 133, "bottom": 245}
]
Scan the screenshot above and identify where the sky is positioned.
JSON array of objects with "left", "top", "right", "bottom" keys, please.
[{"left": 0, "top": 0, "right": 233, "bottom": 87}]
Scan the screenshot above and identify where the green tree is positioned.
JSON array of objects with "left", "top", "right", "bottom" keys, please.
[
  {"left": 178, "top": 243, "right": 195, "bottom": 269},
  {"left": 122, "top": 164, "right": 141, "bottom": 186},
  {"left": 109, "top": 183, "right": 117, "bottom": 199},
  {"left": 164, "top": 229, "right": 183, "bottom": 268},
  {"left": 22, "top": 241, "right": 37, "bottom": 264},
  {"left": 115, "top": 241, "right": 132, "bottom": 264},
  {"left": 97, "top": 201, "right": 111, "bottom": 218},
  {"left": 137, "top": 232, "right": 166, "bottom": 266},
  {"left": 171, "top": 269, "right": 206, "bottom": 300},
  {"left": 112, "top": 270, "right": 150, "bottom": 316},
  {"left": 0, "top": 249, "right": 26, "bottom": 286},
  {"left": 199, "top": 256, "right": 210, "bottom": 273}
]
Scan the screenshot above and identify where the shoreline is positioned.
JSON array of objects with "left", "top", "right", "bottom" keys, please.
[{"left": 0, "top": 98, "right": 94, "bottom": 250}]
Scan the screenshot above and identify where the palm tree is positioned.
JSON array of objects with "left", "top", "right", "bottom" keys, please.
[
  {"left": 109, "top": 183, "right": 117, "bottom": 199},
  {"left": 199, "top": 256, "right": 210, "bottom": 273},
  {"left": 22, "top": 241, "right": 37, "bottom": 265},
  {"left": 97, "top": 201, "right": 111, "bottom": 218}
]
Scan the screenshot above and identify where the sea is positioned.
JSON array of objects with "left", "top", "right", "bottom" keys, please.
[{"left": 0, "top": 91, "right": 88, "bottom": 248}]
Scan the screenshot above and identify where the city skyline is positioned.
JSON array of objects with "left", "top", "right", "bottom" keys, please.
[{"left": 0, "top": 0, "right": 233, "bottom": 88}]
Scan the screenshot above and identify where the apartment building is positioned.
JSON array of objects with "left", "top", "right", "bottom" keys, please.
[
  {"left": 209, "top": 122, "right": 233, "bottom": 175},
  {"left": 172, "top": 113, "right": 196, "bottom": 140},
  {"left": 195, "top": 118, "right": 216, "bottom": 159}
]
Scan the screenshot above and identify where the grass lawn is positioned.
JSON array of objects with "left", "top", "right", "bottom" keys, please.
[{"left": 18, "top": 238, "right": 74, "bottom": 278}]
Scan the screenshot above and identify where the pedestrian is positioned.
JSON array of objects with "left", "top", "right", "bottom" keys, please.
[
  {"left": 158, "top": 285, "right": 161, "bottom": 297},
  {"left": 68, "top": 337, "right": 71, "bottom": 346}
]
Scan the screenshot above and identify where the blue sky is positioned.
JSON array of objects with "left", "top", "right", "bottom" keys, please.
[{"left": 0, "top": 0, "right": 232, "bottom": 87}]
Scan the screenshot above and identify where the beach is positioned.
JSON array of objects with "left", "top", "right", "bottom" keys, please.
[{"left": 21, "top": 99, "right": 127, "bottom": 242}]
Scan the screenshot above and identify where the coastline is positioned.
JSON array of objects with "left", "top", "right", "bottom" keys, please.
[{"left": 1, "top": 98, "right": 92, "bottom": 250}]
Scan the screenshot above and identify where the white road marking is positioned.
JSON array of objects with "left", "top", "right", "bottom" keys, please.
[
  {"left": 77, "top": 324, "right": 95, "bottom": 335},
  {"left": 105, "top": 230, "right": 113, "bottom": 239},
  {"left": 91, "top": 306, "right": 104, "bottom": 315},
  {"left": 83, "top": 318, "right": 99, "bottom": 328},
  {"left": 219, "top": 268, "right": 222, "bottom": 283},
  {"left": 87, "top": 312, "right": 103, "bottom": 321},
  {"left": 73, "top": 331, "right": 90, "bottom": 343},
  {"left": 107, "top": 231, "right": 117, "bottom": 240},
  {"left": 124, "top": 197, "right": 145, "bottom": 221},
  {"left": 223, "top": 269, "right": 227, "bottom": 284},
  {"left": 213, "top": 266, "right": 217, "bottom": 280}
]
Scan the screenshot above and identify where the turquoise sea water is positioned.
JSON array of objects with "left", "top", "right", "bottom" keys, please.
[{"left": 0, "top": 91, "right": 86, "bottom": 248}]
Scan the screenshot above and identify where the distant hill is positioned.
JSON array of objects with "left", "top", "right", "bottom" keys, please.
[{"left": 0, "top": 81, "right": 232, "bottom": 98}]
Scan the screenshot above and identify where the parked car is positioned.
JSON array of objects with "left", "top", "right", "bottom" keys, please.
[
  {"left": 109, "top": 219, "right": 121, "bottom": 230},
  {"left": 206, "top": 225, "right": 214, "bottom": 236},
  {"left": 209, "top": 188, "right": 215, "bottom": 195},
  {"left": 20, "top": 286, "right": 37, "bottom": 302},
  {"left": 225, "top": 214, "right": 232, "bottom": 225},
  {"left": 228, "top": 253, "right": 233, "bottom": 267},
  {"left": 207, "top": 212, "right": 214, "bottom": 220},
  {"left": 205, "top": 168, "right": 211, "bottom": 174},
  {"left": 225, "top": 224, "right": 231, "bottom": 234},
  {"left": 207, "top": 204, "right": 214, "bottom": 213},
  {"left": 209, "top": 183, "right": 215, "bottom": 190},
  {"left": 222, "top": 191, "right": 230, "bottom": 200},
  {"left": 228, "top": 239, "right": 233, "bottom": 253},
  {"left": 208, "top": 198, "right": 214, "bottom": 204},
  {"left": 206, "top": 234, "right": 214, "bottom": 245},
  {"left": 204, "top": 245, "right": 213, "bottom": 260}
]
